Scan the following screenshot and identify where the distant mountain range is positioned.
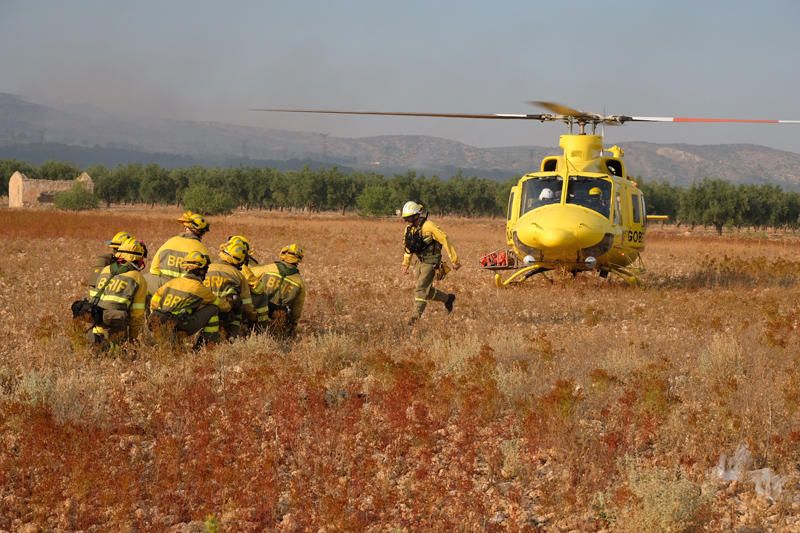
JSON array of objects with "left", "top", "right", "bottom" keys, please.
[{"left": 2, "top": 93, "right": 800, "bottom": 188}]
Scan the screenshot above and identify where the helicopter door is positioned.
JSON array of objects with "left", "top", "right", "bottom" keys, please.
[
  {"left": 506, "top": 188, "right": 517, "bottom": 243},
  {"left": 627, "top": 191, "right": 645, "bottom": 247},
  {"left": 612, "top": 192, "right": 622, "bottom": 226}
]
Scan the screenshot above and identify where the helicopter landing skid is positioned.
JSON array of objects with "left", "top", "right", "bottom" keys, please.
[
  {"left": 493, "top": 261, "right": 642, "bottom": 287},
  {"left": 493, "top": 264, "right": 550, "bottom": 287},
  {"left": 606, "top": 266, "right": 640, "bottom": 286},
  {"left": 605, "top": 257, "right": 647, "bottom": 285}
]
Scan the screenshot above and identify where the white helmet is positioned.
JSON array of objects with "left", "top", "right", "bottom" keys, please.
[
  {"left": 539, "top": 188, "right": 554, "bottom": 201},
  {"left": 401, "top": 200, "right": 424, "bottom": 218}
]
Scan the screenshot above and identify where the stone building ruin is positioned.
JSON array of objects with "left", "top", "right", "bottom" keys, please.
[{"left": 8, "top": 171, "right": 94, "bottom": 208}]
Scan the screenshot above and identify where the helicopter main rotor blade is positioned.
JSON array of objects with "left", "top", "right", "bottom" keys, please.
[
  {"left": 250, "top": 108, "right": 547, "bottom": 120},
  {"left": 623, "top": 115, "right": 800, "bottom": 124},
  {"left": 530, "top": 101, "right": 588, "bottom": 117}
]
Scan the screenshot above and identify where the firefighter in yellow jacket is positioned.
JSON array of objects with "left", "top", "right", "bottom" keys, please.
[
  {"left": 149, "top": 251, "right": 231, "bottom": 348},
  {"left": 148, "top": 211, "right": 210, "bottom": 291},
  {"left": 204, "top": 242, "right": 257, "bottom": 339},
  {"left": 224, "top": 235, "right": 269, "bottom": 331},
  {"left": 401, "top": 201, "right": 460, "bottom": 324},
  {"left": 88, "top": 230, "right": 135, "bottom": 290},
  {"left": 252, "top": 244, "right": 306, "bottom": 336},
  {"left": 90, "top": 238, "right": 149, "bottom": 349}
]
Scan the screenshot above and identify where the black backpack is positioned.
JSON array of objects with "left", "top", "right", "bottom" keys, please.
[{"left": 404, "top": 225, "right": 429, "bottom": 254}]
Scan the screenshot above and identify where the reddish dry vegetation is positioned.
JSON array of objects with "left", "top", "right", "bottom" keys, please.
[{"left": 1, "top": 209, "right": 800, "bottom": 531}]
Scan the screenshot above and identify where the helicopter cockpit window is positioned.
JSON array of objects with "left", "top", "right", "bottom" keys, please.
[
  {"left": 565, "top": 176, "right": 612, "bottom": 218},
  {"left": 520, "top": 176, "right": 563, "bottom": 215}
]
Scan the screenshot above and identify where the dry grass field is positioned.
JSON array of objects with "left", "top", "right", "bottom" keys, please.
[{"left": 1, "top": 208, "right": 800, "bottom": 531}]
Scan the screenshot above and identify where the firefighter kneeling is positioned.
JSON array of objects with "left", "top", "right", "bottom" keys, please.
[
  {"left": 252, "top": 244, "right": 306, "bottom": 337},
  {"left": 149, "top": 251, "right": 231, "bottom": 349},
  {"left": 88, "top": 238, "right": 149, "bottom": 350},
  {"left": 204, "top": 242, "right": 257, "bottom": 339}
]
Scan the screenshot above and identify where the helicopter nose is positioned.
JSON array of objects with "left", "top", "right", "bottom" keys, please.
[
  {"left": 537, "top": 228, "right": 576, "bottom": 248},
  {"left": 515, "top": 205, "right": 610, "bottom": 260}
]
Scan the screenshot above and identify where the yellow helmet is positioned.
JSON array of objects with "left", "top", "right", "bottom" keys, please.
[
  {"left": 401, "top": 200, "right": 424, "bottom": 218},
  {"left": 225, "top": 234, "right": 258, "bottom": 264},
  {"left": 280, "top": 243, "right": 304, "bottom": 264},
  {"left": 226, "top": 235, "right": 251, "bottom": 251},
  {"left": 181, "top": 250, "right": 210, "bottom": 271},
  {"left": 107, "top": 231, "right": 134, "bottom": 250},
  {"left": 220, "top": 242, "right": 248, "bottom": 266},
  {"left": 177, "top": 211, "right": 210, "bottom": 234},
  {"left": 115, "top": 238, "right": 147, "bottom": 265},
  {"left": 589, "top": 187, "right": 602, "bottom": 196}
]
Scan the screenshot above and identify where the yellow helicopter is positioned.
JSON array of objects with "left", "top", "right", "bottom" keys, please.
[{"left": 253, "top": 102, "right": 799, "bottom": 286}]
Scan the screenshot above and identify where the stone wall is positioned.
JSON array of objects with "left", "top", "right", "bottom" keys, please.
[{"left": 8, "top": 171, "right": 93, "bottom": 208}]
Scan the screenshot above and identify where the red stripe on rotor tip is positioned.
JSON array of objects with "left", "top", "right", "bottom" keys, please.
[{"left": 674, "top": 117, "right": 778, "bottom": 124}]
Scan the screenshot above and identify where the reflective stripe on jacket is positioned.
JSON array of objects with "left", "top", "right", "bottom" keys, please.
[
  {"left": 97, "top": 270, "right": 148, "bottom": 338},
  {"left": 150, "top": 274, "right": 231, "bottom": 315},
  {"left": 149, "top": 233, "right": 209, "bottom": 278},
  {"left": 252, "top": 261, "right": 305, "bottom": 323},
  {"left": 204, "top": 262, "right": 256, "bottom": 321}
]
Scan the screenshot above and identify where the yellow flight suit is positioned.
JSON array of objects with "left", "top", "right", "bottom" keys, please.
[
  {"left": 150, "top": 273, "right": 231, "bottom": 344},
  {"left": 252, "top": 261, "right": 306, "bottom": 333},
  {"left": 88, "top": 252, "right": 114, "bottom": 290},
  {"left": 90, "top": 266, "right": 148, "bottom": 345},
  {"left": 148, "top": 233, "right": 209, "bottom": 291},
  {"left": 242, "top": 262, "right": 269, "bottom": 329},
  {"left": 204, "top": 262, "right": 256, "bottom": 338},
  {"left": 402, "top": 219, "right": 460, "bottom": 320}
]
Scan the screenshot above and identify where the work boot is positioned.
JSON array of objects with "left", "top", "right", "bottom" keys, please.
[{"left": 444, "top": 294, "right": 456, "bottom": 313}]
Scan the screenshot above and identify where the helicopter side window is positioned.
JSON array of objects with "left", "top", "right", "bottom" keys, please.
[
  {"left": 641, "top": 195, "right": 648, "bottom": 226},
  {"left": 565, "top": 176, "right": 611, "bottom": 218},
  {"left": 520, "top": 177, "right": 562, "bottom": 215},
  {"left": 631, "top": 192, "right": 642, "bottom": 224},
  {"left": 507, "top": 191, "right": 515, "bottom": 220},
  {"left": 613, "top": 194, "right": 622, "bottom": 225}
]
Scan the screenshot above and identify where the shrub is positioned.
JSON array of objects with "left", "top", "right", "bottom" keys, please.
[
  {"left": 620, "top": 463, "right": 708, "bottom": 531},
  {"left": 356, "top": 184, "right": 396, "bottom": 216},
  {"left": 182, "top": 184, "right": 236, "bottom": 215},
  {"left": 54, "top": 182, "right": 99, "bottom": 211}
]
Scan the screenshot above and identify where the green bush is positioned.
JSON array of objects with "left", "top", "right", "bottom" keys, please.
[
  {"left": 54, "top": 183, "right": 99, "bottom": 211},
  {"left": 182, "top": 184, "right": 236, "bottom": 215},
  {"left": 356, "top": 184, "right": 397, "bottom": 216}
]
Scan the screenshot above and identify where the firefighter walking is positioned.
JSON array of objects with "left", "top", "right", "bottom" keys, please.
[{"left": 401, "top": 201, "right": 460, "bottom": 324}]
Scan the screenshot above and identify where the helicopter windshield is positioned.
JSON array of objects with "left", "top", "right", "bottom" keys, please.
[
  {"left": 566, "top": 176, "right": 612, "bottom": 218},
  {"left": 520, "top": 176, "right": 563, "bottom": 215}
]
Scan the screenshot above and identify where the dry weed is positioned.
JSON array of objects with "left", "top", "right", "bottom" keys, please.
[{"left": 1, "top": 209, "right": 800, "bottom": 530}]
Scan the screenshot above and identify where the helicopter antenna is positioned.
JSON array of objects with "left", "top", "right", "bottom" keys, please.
[{"left": 601, "top": 105, "right": 606, "bottom": 140}]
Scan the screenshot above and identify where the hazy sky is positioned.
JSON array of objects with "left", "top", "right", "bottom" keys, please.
[{"left": 2, "top": 0, "right": 799, "bottom": 152}]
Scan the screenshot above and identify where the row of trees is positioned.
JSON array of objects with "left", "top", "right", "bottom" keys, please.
[
  {"left": 4, "top": 158, "right": 800, "bottom": 229},
  {"left": 0, "top": 159, "right": 512, "bottom": 216},
  {"left": 639, "top": 178, "right": 800, "bottom": 233}
]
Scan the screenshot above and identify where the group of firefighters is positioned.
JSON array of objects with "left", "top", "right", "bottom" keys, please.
[{"left": 74, "top": 199, "right": 460, "bottom": 351}]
